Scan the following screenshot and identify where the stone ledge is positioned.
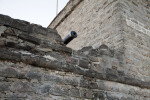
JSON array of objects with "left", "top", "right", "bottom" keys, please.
[
  {"left": 0, "top": 14, "right": 62, "bottom": 44},
  {"left": 0, "top": 48, "right": 150, "bottom": 89},
  {"left": 0, "top": 61, "right": 150, "bottom": 99}
]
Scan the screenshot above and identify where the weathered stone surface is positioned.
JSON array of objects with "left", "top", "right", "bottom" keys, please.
[
  {"left": 0, "top": 83, "right": 10, "bottom": 92},
  {"left": 78, "top": 59, "right": 89, "bottom": 68},
  {"left": 26, "top": 71, "right": 42, "bottom": 81},
  {"left": 50, "top": 85, "right": 69, "bottom": 96},
  {"left": 40, "top": 85, "right": 51, "bottom": 94},
  {"left": 105, "top": 68, "right": 118, "bottom": 81},
  {"left": 18, "top": 32, "right": 41, "bottom": 45},
  {"left": 41, "top": 42, "right": 72, "bottom": 54},
  {"left": 11, "top": 19, "right": 30, "bottom": 32},
  {"left": 80, "top": 78, "right": 98, "bottom": 89},
  {"left": 10, "top": 81, "right": 33, "bottom": 92},
  {"left": 0, "top": 48, "right": 21, "bottom": 62},
  {"left": 70, "top": 88, "right": 80, "bottom": 98},
  {"left": 44, "top": 74, "right": 63, "bottom": 84},
  {"left": 0, "top": 14, "right": 13, "bottom": 25},
  {"left": 0, "top": 14, "right": 62, "bottom": 45},
  {"left": 0, "top": 67, "right": 18, "bottom": 78},
  {"left": 63, "top": 76, "right": 79, "bottom": 86},
  {"left": 0, "top": 26, "right": 7, "bottom": 36},
  {"left": 49, "top": 0, "right": 150, "bottom": 86},
  {"left": 0, "top": 1, "right": 150, "bottom": 99},
  {"left": 92, "top": 91, "right": 105, "bottom": 100},
  {"left": 0, "top": 38, "right": 6, "bottom": 46},
  {"left": 80, "top": 88, "right": 93, "bottom": 99},
  {"left": 0, "top": 47, "right": 150, "bottom": 89}
]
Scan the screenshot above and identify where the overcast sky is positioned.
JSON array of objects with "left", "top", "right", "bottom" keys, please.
[{"left": 0, "top": 0, "right": 69, "bottom": 27}]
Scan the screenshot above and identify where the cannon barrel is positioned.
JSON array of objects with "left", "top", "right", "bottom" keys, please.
[{"left": 63, "top": 31, "right": 77, "bottom": 45}]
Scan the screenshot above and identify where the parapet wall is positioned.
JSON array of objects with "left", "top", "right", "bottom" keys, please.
[{"left": 0, "top": 14, "right": 150, "bottom": 100}]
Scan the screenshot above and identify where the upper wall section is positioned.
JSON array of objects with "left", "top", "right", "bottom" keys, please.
[
  {"left": 0, "top": 14, "right": 63, "bottom": 45},
  {"left": 49, "top": 0, "right": 150, "bottom": 51},
  {"left": 1, "top": 14, "right": 150, "bottom": 99},
  {"left": 49, "top": 0, "right": 124, "bottom": 50},
  {"left": 49, "top": 0, "right": 83, "bottom": 29},
  {"left": 118, "top": 0, "right": 150, "bottom": 78}
]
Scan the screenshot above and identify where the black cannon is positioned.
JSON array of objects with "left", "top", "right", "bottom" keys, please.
[{"left": 63, "top": 31, "right": 77, "bottom": 45}]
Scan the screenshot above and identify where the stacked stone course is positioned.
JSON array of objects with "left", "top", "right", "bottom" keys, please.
[
  {"left": 0, "top": 14, "right": 150, "bottom": 99},
  {"left": 49, "top": 0, "right": 150, "bottom": 94}
]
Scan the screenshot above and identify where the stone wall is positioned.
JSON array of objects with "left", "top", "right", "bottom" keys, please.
[
  {"left": 118, "top": 0, "right": 150, "bottom": 82},
  {"left": 49, "top": 0, "right": 124, "bottom": 50},
  {"left": 0, "top": 14, "right": 150, "bottom": 100},
  {"left": 49, "top": 0, "right": 150, "bottom": 86}
]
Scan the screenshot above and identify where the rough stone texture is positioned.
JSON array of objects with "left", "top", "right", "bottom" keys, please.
[
  {"left": 49, "top": 0, "right": 150, "bottom": 91},
  {"left": 119, "top": 0, "right": 150, "bottom": 83},
  {"left": 0, "top": 1, "right": 150, "bottom": 99},
  {"left": 49, "top": 0, "right": 125, "bottom": 50}
]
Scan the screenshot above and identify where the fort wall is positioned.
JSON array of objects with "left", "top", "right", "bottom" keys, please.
[{"left": 0, "top": 14, "right": 150, "bottom": 99}]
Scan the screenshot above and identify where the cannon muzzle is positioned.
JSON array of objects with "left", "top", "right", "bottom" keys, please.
[{"left": 63, "top": 31, "right": 77, "bottom": 45}]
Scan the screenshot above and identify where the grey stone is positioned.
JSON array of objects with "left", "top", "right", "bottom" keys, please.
[
  {"left": 98, "top": 44, "right": 109, "bottom": 50},
  {"left": 28, "top": 24, "right": 62, "bottom": 44},
  {"left": 29, "top": 24, "right": 47, "bottom": 35},
  {"left": 0, "top": 67, "right": 18, "bottom": 78},
  {"left": 120, "top": 97, "right": 133, "bottom": 100},
  {"left": 105, "top": 68, "right": 118, "bottom": 81},
  {"left": 4, "top": 97, "right": 26, "bottom": 100},
  {"left": 44, "top": 74, "right": 63, "bottom": 84},
  {"left": 43, "top": 43, "right": 72, "bottom": 54},
  {"left": 5, "top": 41, "right": 17, "bottom": 48},
  {"left": 0, "top": 38, "right": 6, "bottom": 46},
  {"left": 80, "top": 78, "right": 89, "bottom": 88},
  {"left": 4, "top": 28, "right": 17, "bottom": 36},
  {"left": 17, "top": 43, "right": 33, "bottom": 51},
  {"left": 10, "top": 81, "right": 33, "bottom": 92},
  {"left": 63, "top": 76, "right": 78, "bottom": 86},
  {"left": 0, "top": 83, "right": 10, "bottom": 92},
  {"left": 123, "top": 77, "right": 140, "bottom": 87},
  {"left": 74, "top": 66, "right": 86, "bottom": 75},
  {"left": 26, "top": 71, "right": 42, "bottom": 81},
  {"left": 78, "top": 59, "right": 89, "bottom": 68},
  {"left": 61, "top": 63, "right": 76, "bottom": 73},
  {"left": 0, "top": 48, "right": 21, "bottom": 62},
  {"left": 50, "top": 85, "right": 69, "bottom": 96},
  {"left": 141, "top": 81, "right": 150, "bottom": 89},
  {"left": 41, "top": 85, "right": 51, "bottom": 94},
  {"left": 78, "top": 46, "right": 93, "bottom": 55},
  {"left": 0, "top": 14, "right": 13, "bottom": 26},
  {"left": 70, "top": 88, "right": 80, "bottom": 98},
  {"left": 92, "top": 91, "right": 105, "bottom": 100},
  {"left": 80, "top": 78, "right": 98, "bottom": 89},
  {"left": 88, "top": 56, "right": 99, "bottom": 62},
  {"left": 18, "top": 32, "right": 41, "bottom": 45},
  {"left": 3, "top": 94, "right": 27, "bottom": 100},
  {"left": 11, "top": 19, "right": 30, "bottom": 32},
  {"left": 80, "top": 89, "right": 93, "bottom": 99},
  {"left": 0, "top": 26, "right": 7, "bottom": 36},
  {"left": 106, "top": 95, "right": 119, "bottom": 100}
]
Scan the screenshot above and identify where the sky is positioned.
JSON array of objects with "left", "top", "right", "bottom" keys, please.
[{"left": 0, "top": 0, "right": 69, "bottom": 27}]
